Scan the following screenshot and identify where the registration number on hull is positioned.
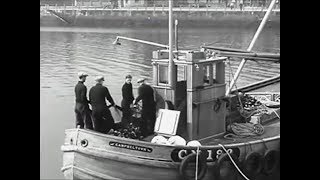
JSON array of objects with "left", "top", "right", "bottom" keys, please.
[{"left": 170, "top": 148, "right": 240, "bottom": 162}]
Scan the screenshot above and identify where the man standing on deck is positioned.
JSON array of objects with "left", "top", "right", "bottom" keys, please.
[
  {"left": 121, "top": 75, "right": 134, "bottom": 128},
  {"left": 74, "top": 72, "right": 93, "bottom": 129},
  {"left": 239, "top": 0, "right": 243, "bottom": 11},
  {"left": 133, "top": 78, "right": 156, "bottom": 137},
  {"left": 89, "top": 76, "right": 115, "bottom": 133},
  {"left": 230, "top": 0, "right": 235, "bottom": 9}
]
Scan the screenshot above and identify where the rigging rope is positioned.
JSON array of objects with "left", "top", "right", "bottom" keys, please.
[
  {"left": 195, "top": 146, "right": 200, "bottom": 180},
  {"left": 227, "top": 58, "right": 239, "bottom": 92},
  {"left": 218, "top": 144, "right": 250, "bottom": 180}
]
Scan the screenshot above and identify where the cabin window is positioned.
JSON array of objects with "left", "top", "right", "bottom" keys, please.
[
  {"left": 177, "top": 66, "right": 187, "bottom": 82},
  {"left": 212, "top": 64, "right": 217, "bottom": 83},
  {"left": 158, "top": 64, "right": 168, "bottom": 84},
  {"left": 203, "top": 64, "right": 218, "bottom": 85}
]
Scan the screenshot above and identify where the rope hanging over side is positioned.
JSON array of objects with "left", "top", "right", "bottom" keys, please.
[
  {"left": 195, "top": 146, "right": 200, "bottom": 180},
  {"left": 218, "top": 144, "right": 250, "bottom": 180}
]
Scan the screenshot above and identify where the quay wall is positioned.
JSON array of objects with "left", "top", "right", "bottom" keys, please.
[{"left": 40, "top": 9, "right": 280, "bottom": 28}]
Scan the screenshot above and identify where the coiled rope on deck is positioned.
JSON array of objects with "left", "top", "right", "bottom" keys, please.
[
  {"left": 224, "top": 123, "right": 264, "bottom": 139},
  {"left": 218, "top": 144, "right": 250, "bottom": 180}
]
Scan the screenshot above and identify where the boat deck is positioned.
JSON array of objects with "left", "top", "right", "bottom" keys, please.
[
  {"left": 142, "top": 119, "right": 280, "bottom": 146},
  {"left": 204, "top": 121, "right": 280, "bottom": 145}
]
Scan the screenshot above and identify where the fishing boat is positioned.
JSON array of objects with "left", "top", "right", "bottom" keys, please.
[{"left": 61, "top": 0, "right": 279, "bottom": 180}]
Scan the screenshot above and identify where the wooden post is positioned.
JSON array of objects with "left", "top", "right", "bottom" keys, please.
[
  {"left": 209, "top": 64, "right": 213, "bottom": 85},
  {"left": 186, "top": 65, "right": 194, "bottom": 140},
  {"left": 216, "top": 62, "right": 225, "bottom": 84},
  {"left": 152, "top": 62, "right": 158, "bottom": 86}
]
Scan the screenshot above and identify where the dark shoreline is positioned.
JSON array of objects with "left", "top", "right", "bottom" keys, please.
[{"left": 40, "top": 13, "right": 280, "bottom": 29}]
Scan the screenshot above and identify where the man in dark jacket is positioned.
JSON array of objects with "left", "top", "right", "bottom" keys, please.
[
  {"left": 89, "top": 76, "right": 115, "bottom": 133},
  {"left": 133, "top": 78, "right": 156, "bottom": 137},
  {"left": 121, "top": 75, "right": 134, "bottom": 128},
  {"left": 74, "top": 72, "right": 93, "bottom": 129}
]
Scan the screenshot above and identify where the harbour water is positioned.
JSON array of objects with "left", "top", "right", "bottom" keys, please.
[{"left": 40, "top": 25, "right": 279, "bottom": 179}]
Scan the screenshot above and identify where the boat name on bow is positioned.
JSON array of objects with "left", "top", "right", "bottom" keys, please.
[{"left": 109, "top": 141, "right": 153, "bottom": 153}]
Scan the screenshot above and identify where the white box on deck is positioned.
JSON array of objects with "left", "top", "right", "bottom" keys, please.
[{"left": 154, "top": 109, "right": 180, "bottom": 137}]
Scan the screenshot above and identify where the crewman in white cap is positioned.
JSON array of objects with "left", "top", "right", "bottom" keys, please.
[
  {"left": 89, "top": 76, "right": 115, "bottom": 133},
  {"left": 133, "top": 78, "right": 156, "bottom": 137},
  {"left": 74, "top": 72, "right": 93, "bottom": 129}
]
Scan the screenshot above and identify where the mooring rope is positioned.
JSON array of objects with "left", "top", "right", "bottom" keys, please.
[
  {"left": 195, "top": 146, "right": 200, "bottom": 180},
  {"left": 218, "top": 144, "right": 250, "bottom": 180},
  {"left": 272, "top": 109, "right": 280, "bottom": 119}
]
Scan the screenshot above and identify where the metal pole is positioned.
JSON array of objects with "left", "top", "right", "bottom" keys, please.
[
  {"left": 168, "top": 0, "right": 176, "bottom": 89},
  {"left": 225, "top": 0, "right": 276, "bottom": 96},
  {"left": 115, "top": 36, "right": 168, "bottom": 48},
  {"left": 175, "top": 19, "right": 178, "bottom": 51}
]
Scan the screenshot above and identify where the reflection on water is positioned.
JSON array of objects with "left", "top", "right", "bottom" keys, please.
[{"left": 40, "top": 26, "right": 279, "bottom": 179}]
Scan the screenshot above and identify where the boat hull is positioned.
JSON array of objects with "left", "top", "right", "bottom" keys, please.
[{"left": 61, "top": 128, "right": 280, "bottom": 180}]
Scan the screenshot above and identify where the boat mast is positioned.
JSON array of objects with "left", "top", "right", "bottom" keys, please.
[
  {"left": 168, "top": 0, "right": 176, "bottom": 89},
  {"left": 175, "top": 19, "right": 178, "bottom": 51},
  {"left": 225, "top": 0, "right": 277, "bottom": 96}
]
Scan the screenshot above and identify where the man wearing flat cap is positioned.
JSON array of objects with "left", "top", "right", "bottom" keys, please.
[
  {"left": 133, "top": 78, "right": 156, "bottom": 137},
  {"left": 74, "top": 72, "right": 93, "bottom": 129},
  {"left": 89, "top": 76, "right": 115, "bottom": 133}
]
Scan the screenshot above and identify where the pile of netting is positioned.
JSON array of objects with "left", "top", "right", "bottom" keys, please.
[
  {"left": 236, "top": 94, "right": 270, "bottom": 120},
  {"left": 223, "top": 94, "right": 268, "bottom": 139},
  {"left": 113, "top": 122, "right": 143, "bottom": 140},
  {"left": 112, "top": 104, "right": 144, "bottom": 139},
  {"left": 237, "top": 94, "right": 262, "bottom": 110}
]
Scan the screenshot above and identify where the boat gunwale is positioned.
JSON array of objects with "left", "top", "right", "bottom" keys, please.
[
  {"left": 65, "top": 127, "right": 280, "bottom": 150},
  {"left": 61, "top": 145, "right": 183, "bottom": 169},
  {"left": 61, "top": 145, "right": 174, "bottom": 163}
]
